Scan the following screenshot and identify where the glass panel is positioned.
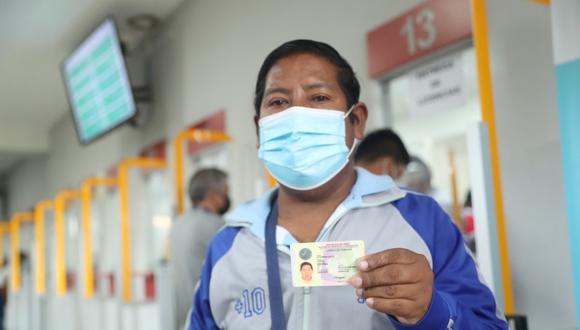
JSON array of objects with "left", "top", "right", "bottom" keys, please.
[
  {"left": 146, "top": 171, "right": 172, "bottom": 264},
  {"left": 64, "top": 203, "right": 81, "bottom": 276},
  {"left": 93, "top": 187, "right": 120, "bottom": 297},
  {"left": 128, "top": 169, "right": 171, "bottom": 273},
  {"left": 129, "top": 169, "right": 150, "bottom": 273}
]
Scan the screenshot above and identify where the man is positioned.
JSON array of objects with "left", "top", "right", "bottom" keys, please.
[
  {"left": 299, "top": 262, "right": 314, "bottom": 284},
  {"left": 354, "top": 129, "right": 410, "bottom": 180},
  {"left": 189, "top": 40, "right": 507, "bottom": 329},
  {"left": 168, "top": 168, "right": 229, "bottom": 329}
]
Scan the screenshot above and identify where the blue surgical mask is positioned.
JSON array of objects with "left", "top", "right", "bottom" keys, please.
[{"left": 258, "top": 106, "right": 357, "bottom": 191}]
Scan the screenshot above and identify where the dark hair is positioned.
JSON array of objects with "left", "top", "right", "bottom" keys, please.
[
  {"left": 354, "top": 129, "right": 410, "bottom": 165},
  {"left": 188, "top": 168, "right": 228, "bottom": 205},
  {"left": 253, "top": 39, "right": 360, "bottom": 116},
  {"left": 300, "top": 262, "right": 313, "bottom": 270}
]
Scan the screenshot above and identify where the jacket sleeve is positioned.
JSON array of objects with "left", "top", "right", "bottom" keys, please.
[
  {"left": 188, "top": 256, "right": 219, "bottom": 330},
  {"left": 392, "top": 194, "right": 508, "bottom": 330},
  {"left": 188, "top": 227, "right": 240, "bottom": 330}
]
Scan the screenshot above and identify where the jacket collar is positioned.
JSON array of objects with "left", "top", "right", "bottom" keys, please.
[{"left": 225, "top": 167, "right": 406, "bottom": 239}]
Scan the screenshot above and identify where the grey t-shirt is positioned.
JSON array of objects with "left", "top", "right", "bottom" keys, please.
[{"left": 169, "top": 208, "right": 224, "bottom": 329}]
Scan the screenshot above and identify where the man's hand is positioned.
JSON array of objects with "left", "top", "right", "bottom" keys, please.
[{"left": 348, "top": 248, "right": 433, "bottom": 325}]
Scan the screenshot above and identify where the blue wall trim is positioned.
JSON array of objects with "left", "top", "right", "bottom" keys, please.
[{"left": 556, "top": 57, "right": 580, "bottom": 325}]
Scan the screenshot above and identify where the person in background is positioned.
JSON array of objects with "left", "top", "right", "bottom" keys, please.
[
  {"left": 398, "top": 155, "right": 453, "bottom": 215},
  {"left": 354, "top": 129, "right": 410, "bottom": 181},
  {"left": 168, "top": 168, "right": 229, "bottom": 329}
]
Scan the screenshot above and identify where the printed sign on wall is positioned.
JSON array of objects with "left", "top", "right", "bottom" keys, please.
[{"left": 408, "top": 55, "right": 466, "bottom": 116}]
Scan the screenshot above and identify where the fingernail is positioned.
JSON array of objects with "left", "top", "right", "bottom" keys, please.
[
  {"left": 366, "top": 298, "right": 374, "bottom": 307},
  {"left": 357, "top": 260, "right": 369, "bottom": 271},
  {"left": 349, "top": 275, "right": 362, "bottom": 288},
  {"left": 355, "top": 288, "right": 363, "bottom": 297}
]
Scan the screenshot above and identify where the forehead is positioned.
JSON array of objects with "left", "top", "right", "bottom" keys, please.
[{"left": 265, "top": 53, "right": 339, "bottom": 87}]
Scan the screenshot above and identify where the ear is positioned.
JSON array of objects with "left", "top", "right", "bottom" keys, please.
[
  {"left": 254, "top": 114, "right": 260, "bottom": 148},
  {"left": 350, "top": 102, "right": 368, "bottom": 140}
]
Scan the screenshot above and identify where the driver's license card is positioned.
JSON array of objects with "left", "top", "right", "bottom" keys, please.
[{"left": 290, "top": 240, "right": 365, "bottom": 287}]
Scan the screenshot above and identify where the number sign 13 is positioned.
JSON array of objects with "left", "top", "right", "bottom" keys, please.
[{"left": 401, "top": 8, "right": 438, "bottom": 55}]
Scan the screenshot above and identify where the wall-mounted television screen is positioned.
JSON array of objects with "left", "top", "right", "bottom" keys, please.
[{"left": 62, "top": 17, "right": 137, "bottom": 145}]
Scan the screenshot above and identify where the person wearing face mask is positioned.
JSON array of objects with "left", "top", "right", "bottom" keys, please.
[
  {"left": 188, "top": 40, "right": 507, "bottom": 330},
  {"left": 354, "top": 129, "right": 411, "bottom": 181},
  {"left": 167, "top": 168, "right": 229, "bottom": 329}
]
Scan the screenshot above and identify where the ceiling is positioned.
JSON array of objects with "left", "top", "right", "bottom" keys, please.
[{"left": 0, "top": 0, "right": 184, "bottom": 174}]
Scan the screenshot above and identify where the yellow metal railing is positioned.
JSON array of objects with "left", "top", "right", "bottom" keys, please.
[
  {"left": 173, "top": 129, "right": 230, "bottom": 216},
  {"left": 54, "top": 190, "right": 81, "bottom": 296},
  {"left": 3, "top": 128, "right": 229, "bottom": 299},
  {"left": 80, "top": 177, "right": 118, "bottom": 299},
  {"left": 34, "top": 200, "right": 53, "bottom": 295},
  {"left": 118, "top": 158, "right": 167, "bottom": 302}
]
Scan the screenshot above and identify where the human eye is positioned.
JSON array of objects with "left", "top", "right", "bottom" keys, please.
[
  {"left": 312, "top": 94, "right": 330, "bottom": 103},
  {"left": 268, "top": 98, "right": 288, "bottom": 108}
]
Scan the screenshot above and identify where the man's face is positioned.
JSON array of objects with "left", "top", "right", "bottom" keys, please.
[
  {"left": 207, "top": 184, "right": 230, "bottom": 215},
  {"left": 255, "top": 53, "right": 367, "bottom": 149},
  {"left": 217, "top": 184, "right": 231, "bottom": 215},
  {"left": 301, "top": 264, "right": 313, "bottom": 282},
  {"left": 260, "top": 53, "right": 348, "bottom": 117}
]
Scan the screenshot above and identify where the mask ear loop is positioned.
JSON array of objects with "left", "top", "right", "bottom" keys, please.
[
  {"left": 347, "top": 139, "right": 359, "bottom": 160},
  {"left": 343, "top": 103, "right": 356, "bottom": 119},
  {"left": 344, "top": 103, "right": 359, "bottom": 158}
]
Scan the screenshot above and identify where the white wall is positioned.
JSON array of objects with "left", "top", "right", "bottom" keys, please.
[
  {"left": 6, "top": 155, "right": 48, "bottom": 213},
  {"left": 486, "top": 1, "right": 576, "bottom": 329}
]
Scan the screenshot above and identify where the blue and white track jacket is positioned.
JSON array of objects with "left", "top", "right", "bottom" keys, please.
[{"left": 189, "top": 168, "right": 508, "bottom": 329}]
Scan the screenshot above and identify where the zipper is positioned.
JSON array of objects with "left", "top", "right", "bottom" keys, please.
[
  {"left": 301, "top": 204, "right": 352, "bottom": 330},
  {"left": 233, "top": 199, "right": 362, "bottom": 330},
  {"left": 302, "top": 287, "right": 311, "bottom": 330},
  {"left": 302, "top": 193, "right": 405, "bottom": 329}
]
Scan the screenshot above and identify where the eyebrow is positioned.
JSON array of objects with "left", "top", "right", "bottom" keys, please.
[
  {"left": 263, "top": 87, "right": 291, "bottom": 98},
  {"left": 304, "top": 82, "right": 332, "bottom": 90},
  {"left": 263, "top": 82, "right": 333, "bottom": 99}
]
